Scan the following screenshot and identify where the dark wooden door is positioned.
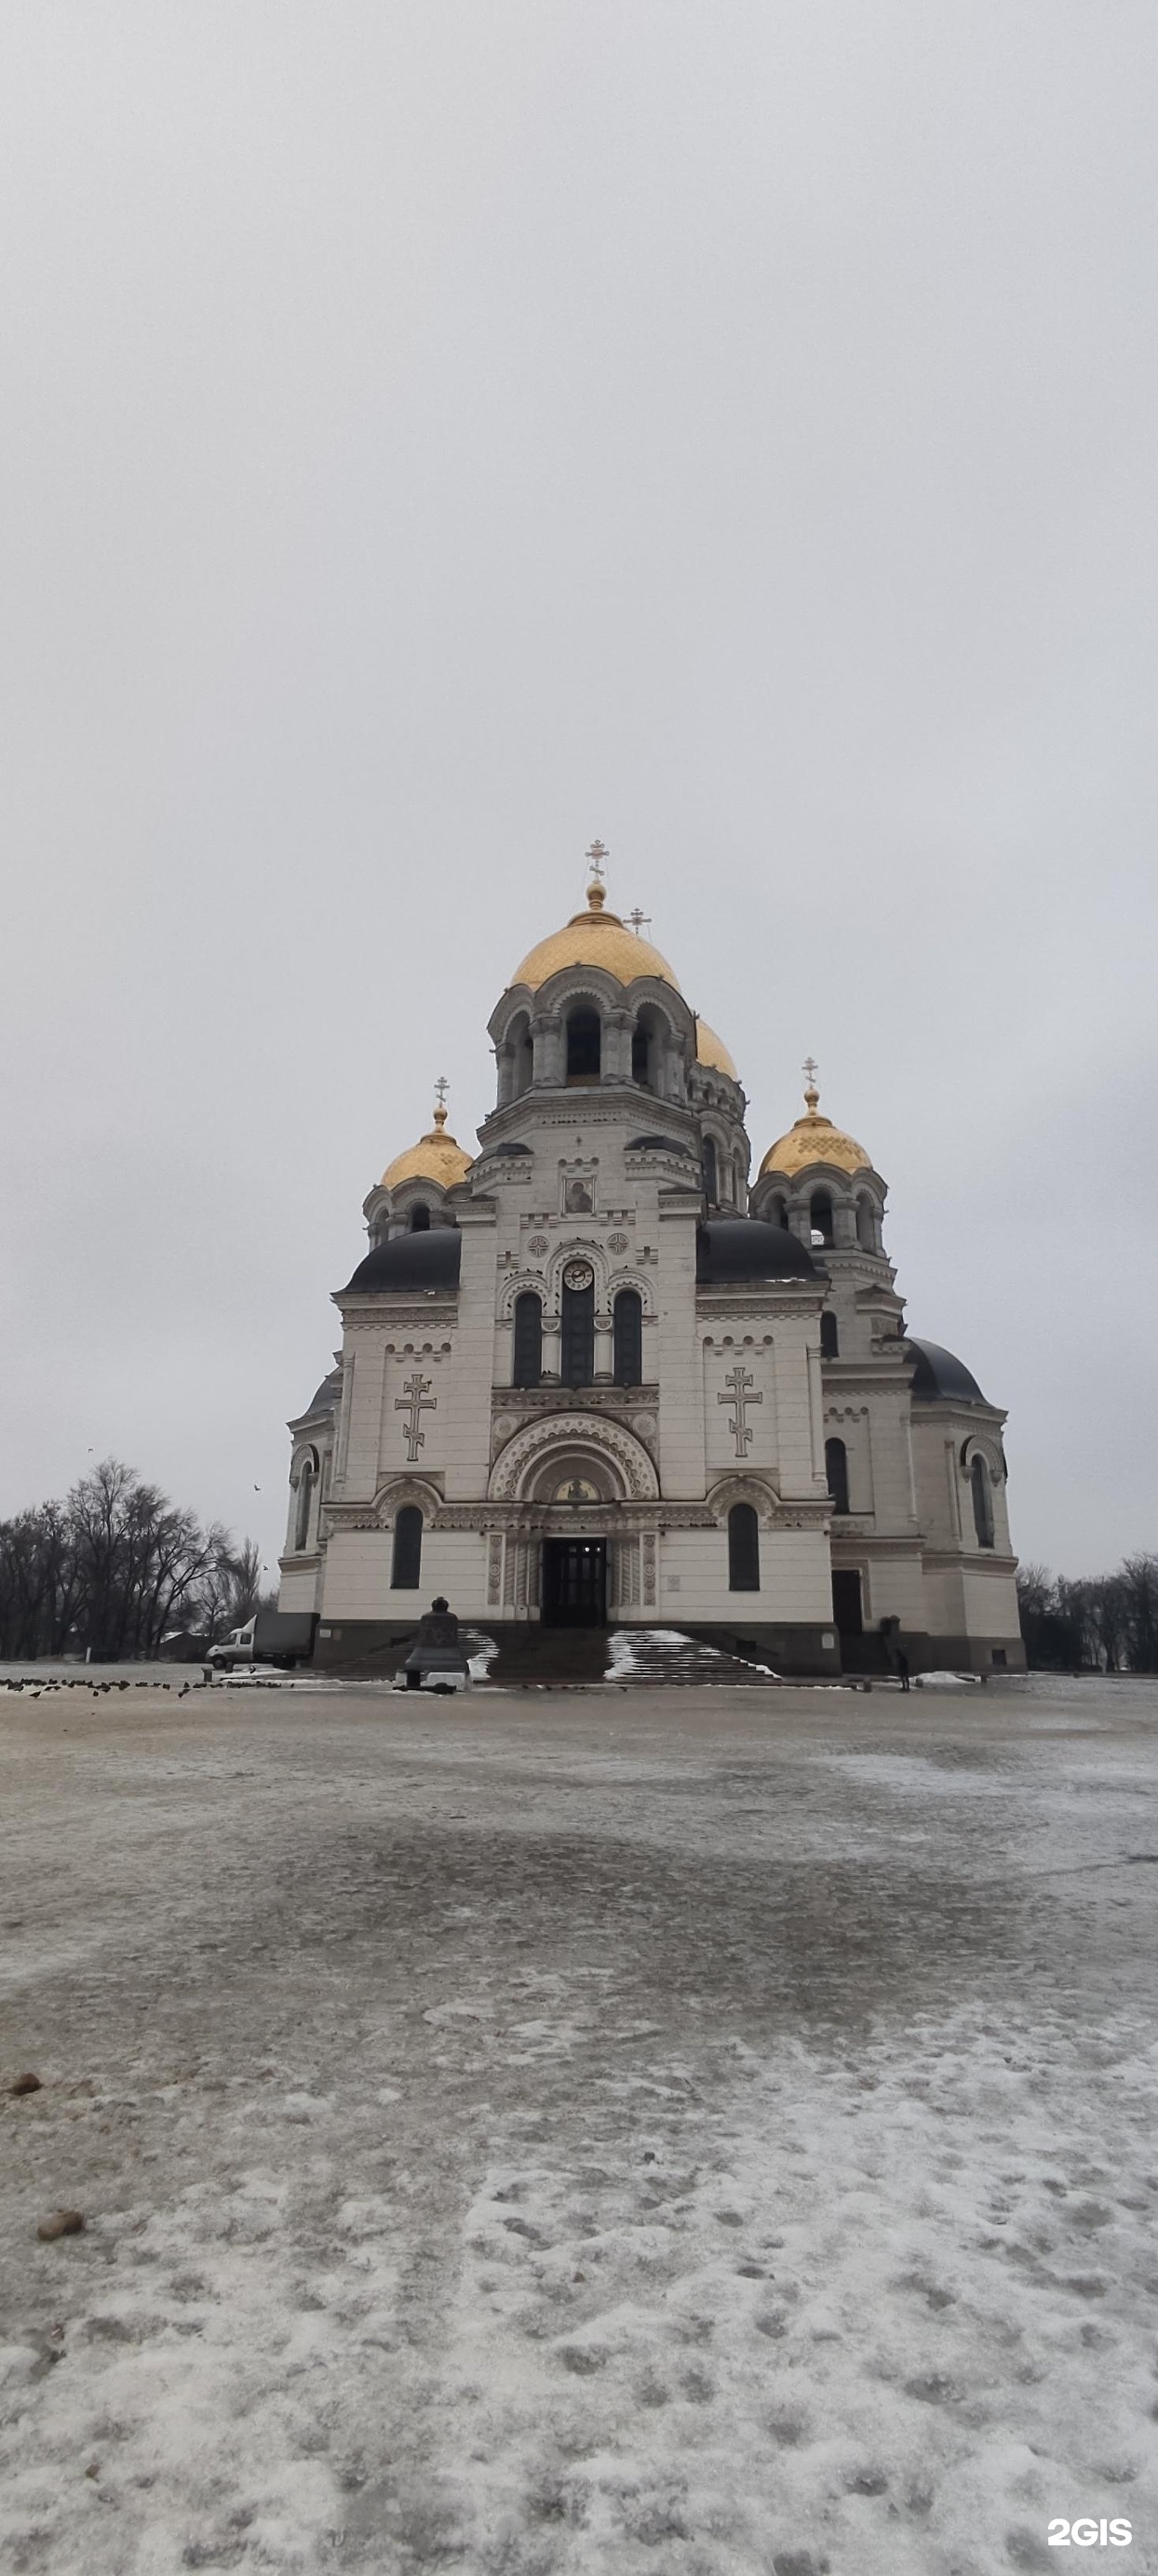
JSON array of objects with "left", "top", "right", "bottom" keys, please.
[
  {"left": 831, "top": 1568, "right": 864, "bottom": 1635},
  {"left": 542, "top": 1539, "right": 608, "bottom": 1628}
]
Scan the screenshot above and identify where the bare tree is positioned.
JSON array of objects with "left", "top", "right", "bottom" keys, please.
[{"left": 0, "top": 1460, "right": 264, "bottom": 1661}]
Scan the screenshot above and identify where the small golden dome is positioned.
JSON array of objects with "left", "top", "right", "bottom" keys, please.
[
  {"left": 381, "top": 1095, "right": 473, "bottom": 1192},
  {"left": 760, "top": 1072, "right": 870, "bottom": 1180},
  {"left": 694, "top": 1017, "right": 738, "bottom": 1081},
  {"left": 509, "top": 853, "right": 681, "bottom": 995}
]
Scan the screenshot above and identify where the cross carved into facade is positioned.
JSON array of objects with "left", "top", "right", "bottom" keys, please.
[
  {"left": 396, "top": 1374, "right": 436, "bottom": 1462},
  {"left": 719, "top": 1364, "right": 762, "bottom": 1457}
]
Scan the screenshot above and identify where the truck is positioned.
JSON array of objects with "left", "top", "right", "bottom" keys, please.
[{"left": 206, "top": 1611, "right": 318, "bottom": 1672}]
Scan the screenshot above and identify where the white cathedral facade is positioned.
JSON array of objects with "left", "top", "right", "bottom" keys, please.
[{"left": 278, "top": 852, "right": 1022, "bottom": 1675}]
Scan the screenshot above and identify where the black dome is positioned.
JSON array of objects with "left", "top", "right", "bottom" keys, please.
[
  {"left": 302, "top": 1368, "right": 341, "bottom": 1415},
  {"left": 696, "top": 1218, "right": 818, "bottom": 1283},
  {"left": 343, "top": 1229, "right": 463, "bottom": 1294},
  {"left": 907, "top": 1337, "right": 986, "bottom": 1404}
]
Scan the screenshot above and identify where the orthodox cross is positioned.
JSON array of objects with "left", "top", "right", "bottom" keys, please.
[
  {"left": 396, "top": 1374, "right": 436, "bottom": 1462},
  {"left": 802, "top": 1055, "right": 819, "bottom": 1092},
  {"left": 585, "top": 839, "right": 608, "bottom": 885},
  {"left": 434, "top": 1074, "right": 449, "bottom": 1112},
  {"left": 719, "top": 1363, "right": 761, "bottom": 1457},
  {"left": 627, "top": 906, "right": 652, "bottom": 936}
]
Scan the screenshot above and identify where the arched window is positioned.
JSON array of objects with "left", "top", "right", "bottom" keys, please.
[
  {"left": 509, "top": 1012, "right": 533, "bottom": 1098},
  {"left": 728, "top": 1502, "right": 761, "bottom": 1591},
  {"left": 971, "top": 1455, "right": 995, "bottom": 1549},
  {"left": 820, "top": 1310, "right": 840, "bottom": 1359},
  {"left": 560, "top": 1275, "right": 595, "bottom": 1385},
  {"left": 293, "top": 1454, "right": 316, "bottom": 1552},
  {"left": 613, "top": 1288, "right": 643, "bottom": 1386},
  {"left": 392, "top": 1505, "right": 423, "bottom": 1590},
  {"left": 826, "top": 1437, "right": 850, "bottom": 1515},
  {"left": 770, "top": 1195, "right": 788, "bottom": 1230},
  {"left": 512, "top": 1291, "right": 543, "bottom": 1388},
  {"left": 856, "top": 1196, "right": 875, "bottom": 1251},
  {"left": 811, "top": 1192, "right": 834, "bottom": 1248},
  {"left": 566, "top": 1009, "right": 601, "bottom": 1081},
  {"left": 631, "top": 1020, "right": 651, "bottom": 1084},
  {"left": 409, "top": 1202, "right": 430, "bottom": 1232},
  {"left": 702, "top": 1136, "right": 719, "bottom": 1203}
]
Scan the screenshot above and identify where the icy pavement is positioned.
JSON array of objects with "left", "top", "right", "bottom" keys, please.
[{"left": 2, "top": 1680, "right": 1157, "bottom": 2576}]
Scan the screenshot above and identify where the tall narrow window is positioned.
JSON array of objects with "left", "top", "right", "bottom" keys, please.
[
  {"left": 856, "top": 1196, "right": 875, "bottom": 1250},
  {"left": 566, "top": 1009, "right": 601, "bottom": 1080},
  {"left": 811, "top": 1192, "right": 834, "bottom": 1247},
  {"left": 509, "top": 1013, "right": 533, "bottom": 1098},
  {"left": 613, "top": 1288, "right": 643, "bottom": 1386},
  {"left": 820, "top": 1310, "right": 840, "bottom": 1359},
  {"left": 631, "top": 1022, "right": 651, "bottom": 1084},
  {"left": 410, "top": 1202, "right": 430, "bottom": 1232},
  {"left": 826, "top": 1437, "right": 850, "bottom": 1515},
  {"left": 702, "top": 1136, "right": 718, "bottom": 1202},
  {"left": 293, "top": 1455, "right": 316, "bottom": 1552},
  {"left": 560, "top": 1277, "right": 595, "bottom": 1385},
  {"left": 513, "top": 1291, "right": 543, "bottom": 1388},
  {"left": 392, "top": 1505, "right": 423, "bottom": 1589},
  {"left": 728, "top": 1502, "right": 761, "bottom": 1591},
  {"left": 770, "top": 1195, "right": 788, "bottom": 1230},
  {"left": 971, "top": 1455, "right": 995, "bottom": 1549}
]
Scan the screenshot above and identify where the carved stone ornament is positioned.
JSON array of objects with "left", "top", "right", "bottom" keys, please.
[
  {"left": 488, "top": 1410, "right": 660, "bottom": 1502},
  {"left": 528, "top": 1236, "right": 549, "bottom": 1257},
  {"left": 607, "top": 1232, "right": 629, "bottom": 1254}
]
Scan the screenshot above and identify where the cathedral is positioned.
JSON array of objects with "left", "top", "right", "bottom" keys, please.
[{"left": 278, "top": 850, "right": 1022, "bottom": 1675}]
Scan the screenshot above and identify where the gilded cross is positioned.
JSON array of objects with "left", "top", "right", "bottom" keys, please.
[
  {"left": 396, "top": 1373, "right": 436, "bottom": 1462},
  {"left": 434, "top": 1074, "right": 449, "bottom": 1111},
  {"left": 585, "top": 839, "right": 608, "bottom": 884},
  {"left": 627, "top": 906, "right": 652, "bottom": 935},
  {"left": 719, "top": 1363, "right": 761, "bottom": 1457},
  {"left": 802, "top": 1055, "right": 819, "bottom": 1090}
]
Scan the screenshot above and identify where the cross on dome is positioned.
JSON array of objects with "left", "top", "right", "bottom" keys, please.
[
  {"left": 627, "top": 906, "right": 652, "bottom": 936},
  {"left": 585, "top": 839, "right": 608, "bottom": 884},
  {"left": 802, "top": 1054, "right": 820, "bottom": 1109}
]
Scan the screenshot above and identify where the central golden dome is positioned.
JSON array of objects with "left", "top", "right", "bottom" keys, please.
[
  {"left": 694, "top": 1017, "right": 738, "bottom": 1080},
  {"left": 510, "top": 872, "right": 681, "bottom": 996}
]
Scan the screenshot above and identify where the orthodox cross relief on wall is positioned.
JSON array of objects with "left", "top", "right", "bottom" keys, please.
[
  {"left": 718, "top": 1365, "right": 761, "bottom": 1458},
  {"left": 396, "top": 1374, "right": 437, "bottom": 1462}
]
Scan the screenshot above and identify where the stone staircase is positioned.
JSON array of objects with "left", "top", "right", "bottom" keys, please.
[{"left": 484, "top": 1628, "right": 613, "bottom": 1687}]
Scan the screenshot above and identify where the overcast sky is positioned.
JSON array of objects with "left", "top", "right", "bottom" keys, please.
[{"left": 2, "top": 2, "right": 1155, "bottom": 1583}]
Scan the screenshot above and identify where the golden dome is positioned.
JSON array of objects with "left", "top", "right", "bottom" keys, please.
[
  {"left": 694, "top": 1017, "right": 738, "bottom": 1080},
  {"left": 382, "top": 1098, "right": 473, "bottom": 1192},
  {"left": 760, "top": 1074, "right": 870, "bottom": 1180},
  {"left": 510, "top": 864, "right": 681, "bottom": 996}
]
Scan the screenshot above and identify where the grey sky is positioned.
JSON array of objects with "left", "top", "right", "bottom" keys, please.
[{"left": 3, "top": 3, "right": 1154, "bottom": 1583}]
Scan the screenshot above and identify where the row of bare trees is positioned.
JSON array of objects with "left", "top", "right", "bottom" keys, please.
[
  {"left": 1017, "top": 1556, "right": 1158, "bottom": 1672},
  {"left": 0, "top": 1460, "right": 269, "bottom": 1661}
]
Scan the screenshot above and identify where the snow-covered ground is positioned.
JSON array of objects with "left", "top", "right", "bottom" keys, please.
[{"left": 2, "top": 1677, "right": 1157, "bottom": 2575}]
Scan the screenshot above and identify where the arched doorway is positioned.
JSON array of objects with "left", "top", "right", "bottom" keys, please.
[{"left": 542, "top": 1472, "right": 607, "bottom": 1627}]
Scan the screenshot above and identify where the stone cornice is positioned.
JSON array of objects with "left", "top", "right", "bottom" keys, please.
[
  {"left": 920, "top": 1548, "right": 1017, "bottom": 1575},
  {"left": 491, "top": 1383, "right": 659, "bottom": 1415},
  {"left": 335, "top": 1300, "right": 459, "bottom": 1331},
  {"left": 695, "top": 1287, "right": 824, "bottom": 1317}
]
